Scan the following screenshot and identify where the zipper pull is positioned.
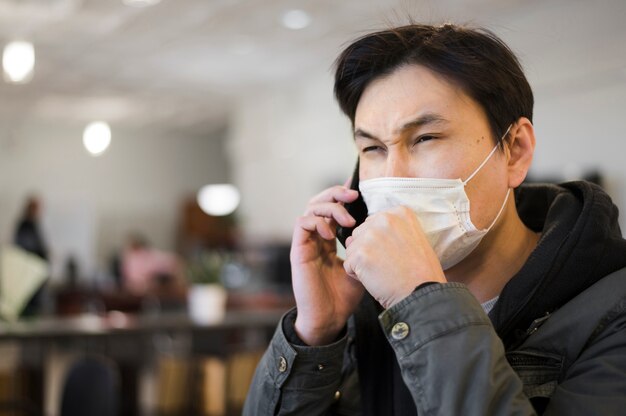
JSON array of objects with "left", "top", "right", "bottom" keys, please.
[{"left": 526, "top": 312, "right": 551, "bottom": 336}]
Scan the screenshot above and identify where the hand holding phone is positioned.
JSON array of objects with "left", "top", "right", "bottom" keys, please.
[
  {"left": 337, "top": 160, "right": 368, "bottom": 248},
  {"left": 290, "top": 165, "right": 366, "bottom": 346}
]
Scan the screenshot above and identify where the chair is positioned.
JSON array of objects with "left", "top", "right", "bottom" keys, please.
[{"left": 60, "top": 356, "right": 120, "bottom": 416}]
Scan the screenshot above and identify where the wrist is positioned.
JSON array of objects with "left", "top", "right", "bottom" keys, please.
[
  {"left": 387, "top": 279, "right": 446, "bottom": 309},
  {"left": 414, "top": 281, "right": 441, "bottom": 292},
  {"left": 294, "top": 316, "right": 345, "bottom": 346}
]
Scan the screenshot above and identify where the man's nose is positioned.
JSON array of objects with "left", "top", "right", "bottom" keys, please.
[{"left": 384, "top": 151, "right": 411, "bottom": 177}]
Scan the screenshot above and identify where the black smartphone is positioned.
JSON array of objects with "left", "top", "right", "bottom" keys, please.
[{"left": 337, "top": 160, "right": 368, "bottom": 248}]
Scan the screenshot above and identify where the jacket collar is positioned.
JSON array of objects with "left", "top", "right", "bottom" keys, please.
[{"left": 491, "top": 181, "right": 626, "bottom": 347}]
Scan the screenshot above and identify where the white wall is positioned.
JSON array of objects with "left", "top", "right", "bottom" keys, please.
[
  {"left": 227, "top": 74, "right": 356, "bottom": 240},
  {"left": 0, "top": 121, "right": 229, "bottom": 282},
  {"left": 533, "top": 82, "right": 626, "bottom": 226}
]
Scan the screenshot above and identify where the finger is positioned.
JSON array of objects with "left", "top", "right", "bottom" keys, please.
[
  {"left": 350, "top": 222, "right": 366, "bottom": 239},
  {"left": 345, "top": 236, "right": 354, "bottom": 248},
  {"left": 304, "top": 202, "right": 356, "bottom": 228},
  {"left": 343, "top": 258, "right": 358, "bottom": 280},
  {"left": 294, "top": 215, "right": 336, "bottom": 241},
  {"left": 309, "top": 185, "right": 359, "bottom": 205}
]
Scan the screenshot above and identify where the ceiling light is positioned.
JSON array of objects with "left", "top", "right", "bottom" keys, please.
[
  {"left": 122, "top": 0, "right": 161, "bottom": 7},
  {"left": 83, "top": 122, "right": 112, "bottom": 156},
  {"left": 2, "top": 41, "right": 35, "bottom": 84},
  {"left": 197, "top": 184, "right": 241, "bottom": 216},
  {"left": 281, "top": 9, "right": 311, "bottom": 30}
]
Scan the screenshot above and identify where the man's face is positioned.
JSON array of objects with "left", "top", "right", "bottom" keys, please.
[{"left": 354, "top": 64, "right": 510, "bottom": 230}]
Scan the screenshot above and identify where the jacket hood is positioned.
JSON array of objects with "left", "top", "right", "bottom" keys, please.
[{"left": 490, "top": 181, "right": 626, "bottom": 347}]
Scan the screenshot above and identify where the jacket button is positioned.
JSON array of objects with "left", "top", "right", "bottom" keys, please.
[
  {"left": 278, "top": 356, "right": 288, "bottom": 372},
  {"left": 391, "top": 322, "right": 410, "bottom": 340},
  {"left": 334, "top": 390, "right": 341, "bottom": 401}
]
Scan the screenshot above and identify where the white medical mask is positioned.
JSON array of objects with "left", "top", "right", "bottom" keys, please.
[{"left": 359, "top": 128, "right": 511, "bottom": 270}]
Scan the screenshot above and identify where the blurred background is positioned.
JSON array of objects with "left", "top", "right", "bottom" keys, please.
[{"left": 0, "top": 0, "right": 625, "bottom": 415}]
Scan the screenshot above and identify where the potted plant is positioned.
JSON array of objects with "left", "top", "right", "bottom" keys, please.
[{"left": 186, "top": 251, "right": 228, "bottom": 324}]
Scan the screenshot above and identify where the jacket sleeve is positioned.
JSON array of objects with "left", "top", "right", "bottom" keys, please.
[
  {"left": 543, "top": 296, "right": 626, "bottom": 414},
  {"left": 379, "top": 282, "right": 537, "bottom": 416},
  {"left": 243, "top": 308, "right": 350, "bottom": 416}
]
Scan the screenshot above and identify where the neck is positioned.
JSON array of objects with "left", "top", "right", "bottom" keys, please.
[{"left": 444, "top": 201, "right": 540, "bottom": 303}]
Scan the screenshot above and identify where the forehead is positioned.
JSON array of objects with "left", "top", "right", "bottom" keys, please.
[{"left": 354, "top": 64, "right": 485, "bottom": 132}]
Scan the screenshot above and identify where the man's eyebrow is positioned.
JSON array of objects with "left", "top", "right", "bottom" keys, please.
[
  {"left": 354, "top": 128, "right": 378, "bottom": 140},
  {"left": 397, "top": 113, "right": 449, "bottom": 133},
  {"left": 353, "top": 113, "right": 449, "bottom": 140}
]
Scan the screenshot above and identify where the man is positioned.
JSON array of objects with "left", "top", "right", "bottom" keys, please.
[
  {"left": 244, "top": 24, "right": 626, "bottom": 415},
  {"left": 121, "top": 233, "right": 183, "bottom": 296},
  {"left": 15, "top": 196, "right": 48, "bottom": 261},
  {"left": 14, "top": 195, "right": 49, "bottom": 316}
]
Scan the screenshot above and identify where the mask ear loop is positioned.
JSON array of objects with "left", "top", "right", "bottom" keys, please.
[
  {"left": 485, "top": 188, "right": 511, "bottom": 231},
  {"left": 462, "top": 124, "right": 513, "bottom": 186}
]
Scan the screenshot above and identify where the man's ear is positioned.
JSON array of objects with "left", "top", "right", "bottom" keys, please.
[{"left": 504, "top": 117, "right": 535, "bottom": 188}]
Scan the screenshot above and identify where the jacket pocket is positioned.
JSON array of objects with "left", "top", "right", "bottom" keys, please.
[{"left": 506, "top": 350, "right": 563, "bottom": 399}]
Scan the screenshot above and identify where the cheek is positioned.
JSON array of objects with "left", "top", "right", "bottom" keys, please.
[
  {"left": 466, "top": 164, "right": 509, "bottom": 229},
  {"left": 359, "top": 159, "right": 383, "bottom": 181},
  {"left": 467, "top": 191, "right": 494, "bottom": 230}
]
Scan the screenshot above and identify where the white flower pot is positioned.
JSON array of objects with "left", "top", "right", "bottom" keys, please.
[{"left": 188, "top": 284, "right": 227, "bottom": 324}]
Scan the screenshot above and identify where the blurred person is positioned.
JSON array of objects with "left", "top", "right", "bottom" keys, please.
[
  {"left": 121, "top": 233, "right": 185, "bottom": 296},
  {"left": 244, "top": 24, "right": 626, "bottom": 415},
  {"left": 14, "top": 196, "right": 48, "bottom": 260},
  {"left": 55, "top": 256, "right": 89, "bottom": 316},
  {"left": 14, "top": 195, "right": 49, "bottom": 315}
]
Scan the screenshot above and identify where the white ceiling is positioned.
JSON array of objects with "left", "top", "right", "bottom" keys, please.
[{"left": 0, "top": 0, "right": 625, "bottom": 135}]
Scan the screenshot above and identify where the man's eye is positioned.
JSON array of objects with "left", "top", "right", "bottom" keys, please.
[
  {"left": 362, "top": 146, "right": 383, "bottom": 153},
  {"left": 416, "top": 135, "right": 436, "bottom": 143}
]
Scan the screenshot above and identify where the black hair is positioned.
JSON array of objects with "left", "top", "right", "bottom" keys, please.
[{"left": 333, "top": 23, "right": 533, "bottom": 144}]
